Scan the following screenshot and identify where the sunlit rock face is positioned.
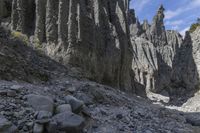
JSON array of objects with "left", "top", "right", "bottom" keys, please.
[{"left": 129, "top": 5, "right": 187, "bottom": 93}]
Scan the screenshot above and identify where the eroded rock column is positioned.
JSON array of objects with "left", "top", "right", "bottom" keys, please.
[
  {"left": 16, "top": 0, "right": 26, "bottom": 33},
  {"left": 58, "top": 0, "right": 70, "bottom": 46},
  {"left": 11, "top": 0, "right": 26, "bottom": 32},
  {"left": 35, "top": 0, "right": 47, "bottom": 42},
  {"left": 11, "top": 0, "right": 18, "bottom": 30},
  {"left": 46, "top": 0, "right": 59, "bottom": 43}
]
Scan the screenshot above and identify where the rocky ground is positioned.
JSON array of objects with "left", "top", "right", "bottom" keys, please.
[{"left": 1, "top": 75, "right": 200, "bottom": 133}]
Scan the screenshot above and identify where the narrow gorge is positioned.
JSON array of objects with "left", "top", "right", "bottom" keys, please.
[{"left": 0, "top": 0, "right": 200, "bottom": 132}]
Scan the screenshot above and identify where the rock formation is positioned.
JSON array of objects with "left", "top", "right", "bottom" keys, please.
[
  {"left": 171, "top": 29, "right": 200, "bottom": 93},
  {"left": 1, "top": 0, "right": 200, "bottom": 133},
  {"left": 0, "top": 0, "right": 10, "bottom": 18},
  {"left": 10, "top": 0, "right": 133, "bottom": 92},
  {"left": 128, "top": 4, "right": 188, "bottom": 94},
  {"left": 128, "top": 4, "right": 200, "bottom": 100},
  {"left": 8, "top": 0, "right": 200, "bottom": 95}
]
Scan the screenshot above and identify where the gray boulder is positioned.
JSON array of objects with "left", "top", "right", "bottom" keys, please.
[
  {"left": 185, "top": 113, "right": 200, "bottom": 126},
  {"left": 33, "top": 123, "right": 44, "bottom": 133},
  {"left": 64, "top": 95, "right": 84, "bottom": 113},
  {"left": 26, "top": 94, "right": 54, "bottom": 113},
  {"left": 56, "top": 104, "right": 72, "bottom": 114},
  {"left": 35, "top": 111, "right": 52, "bottom": 124},
  {"left": 52, "top": 112, "right": 85, "bottom": 133},
  {"left": 0, "top": 116, "right": 17, "bottom": 133},
  {"left": 75, "top": 92, "right": 94, "bottom": 105}
]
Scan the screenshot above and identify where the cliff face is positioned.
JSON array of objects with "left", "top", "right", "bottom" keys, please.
[
  {"left": 129, "top": 4, "right": 200, "bottom": 96},
  {"left": 129, "top": 6, "right": 188, "bottom": 93},
  {"left": 10, "top": 0, "right": 133, "bottom": 91},
  {"left": 171, "top": 29, "right": 200, "bottom": 92},
  {"left": 6, "top": 0, "right": 200, "bottom": 95},
  {"left": 0, "top": 0, "right": 11, "bottom": 18}
]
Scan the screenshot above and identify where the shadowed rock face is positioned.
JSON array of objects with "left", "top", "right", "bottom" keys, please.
[
  {"left": 10, "top": 0, "right": 133, "bottom": 91},
  {"left": 0, "top": 0, "right": 12, "bottom": 18}
]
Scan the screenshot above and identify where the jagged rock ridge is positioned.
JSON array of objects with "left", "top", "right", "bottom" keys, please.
[{"left": 128, "top": 5, "right": 200, "bottom": 96}]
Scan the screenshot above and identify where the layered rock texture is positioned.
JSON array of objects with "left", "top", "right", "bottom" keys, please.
[
  {"left": 8, "top": 1, "right": 200, "bottom": 95},
  {"left": 10, "top": 0, "right": 133, "bottom": 92},
  {"left": 0, "top": 0, "right": 11, "bottom": 18},
  {"left": 129, "top": 5, "right": 200, "bottom": 96}
]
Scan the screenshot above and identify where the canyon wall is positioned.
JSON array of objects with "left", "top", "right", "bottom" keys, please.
[
  {"left": 10, "top": 0, "right": 134, "bottom": 92},
  {"left": 7, "top": 0, "right": 200, "bottom": 95},
  {"left": 129, "top": 5, "right": 200, "bottom": 94}
]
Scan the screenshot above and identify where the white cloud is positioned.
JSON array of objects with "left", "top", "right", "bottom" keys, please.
[
  {"left": 165, "top": 20, "right": 184, "bottom": 26},
  {"left": 191, "top": 0, "right": 200, "bottom": 6},
  {"left": 165, "top": 0, "right": 200, "bottom": 19},
  {"left": 165, "top": 9, "right": 184, "bottom": 19},
  {"left": 165, "top": 20, "right": 185, "bottom": 30}
]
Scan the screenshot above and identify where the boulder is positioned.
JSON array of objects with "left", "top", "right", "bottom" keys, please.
[
  {"left": 0, "top": 116, "right": 17, "bottom": 133},
  {"left": 64, "top": 95, "right": 84, "bottom": 113},
  {"left": 185, "top": 113, "right": 200, "bottom": 126},
  {"left": 56, "top": 104, "right": 72, "bottom": 114},
  {"left": 52, "top": 112, "right": 85, "bottom": 133},
  {"left": 33, "top": 123, "right": 44, "bottom": 133},
  {"left": 26, "top": 94, "right": 54, "bottom": 113},
  {"left": 35, "top": 111, "right": 52, "bottom": 124},
  {"left": 75, "top": 92, "right": 94, "bottom": 105}
]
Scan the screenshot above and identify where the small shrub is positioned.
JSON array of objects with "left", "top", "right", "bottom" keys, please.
[
  {"left": 31, "top": 37, "right": 43, "bottom": 50},
  {"left": 189, "top": 18, "right": 200, "bottom": 33},
  {"left": 11, "top": 31, "right": 29, "bottom": 44},
  {"left": 189, "top": 23, "right": 200, "bottom": 33}
]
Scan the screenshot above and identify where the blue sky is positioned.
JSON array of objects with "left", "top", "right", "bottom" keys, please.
[{"left": 130, "top": 0, "right": 200, "bottom": 35}]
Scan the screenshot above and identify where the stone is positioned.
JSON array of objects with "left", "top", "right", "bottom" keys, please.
[
  {"left": 75, "top": 92, "right": 94, "bottom": 105},
  {"left": 64, "top": 95, "right": 84, "bottom": 113},
  {"left": 0, "top": 116, "right": 17, "bottom": 133},
  {"left": 10, "top": 85, "right": 23, "bottom": 93},
  {"left": 46, "top": 120, "right": 58, "bottom": 133},
  {"left": 7, "top": 90, "right": 17, "bottom": 97},
  {"left": 56, "top": 104, "right": 72, "bottom": 114},
  {"left": 116, "top": 114, "right": 123, "bottom": 120},
  {"left": 33, "top": 123, "right": 44, "bottom": 133},
  {"left": 185, "top": 113, "right": 200, "bottom": 126},
  {"left": 0, "top": 90, "right": 7, "bottom": 96},
  {"left": 26, "top": 94, "right": 54, "bottom": 113},
  {"left": 35, "top": 111, "right": 52, "bottom": 124},
  {"left": 52, "top": 112, "right": 85, "bottom": 133}
]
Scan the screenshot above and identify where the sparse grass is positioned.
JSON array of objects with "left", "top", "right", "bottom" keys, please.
[
  {"left": 33, "top": 37, "right": 43, "bottom": 50},
  {"left": 11, "top": 31, "right": 29, "bottom": 45}
]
